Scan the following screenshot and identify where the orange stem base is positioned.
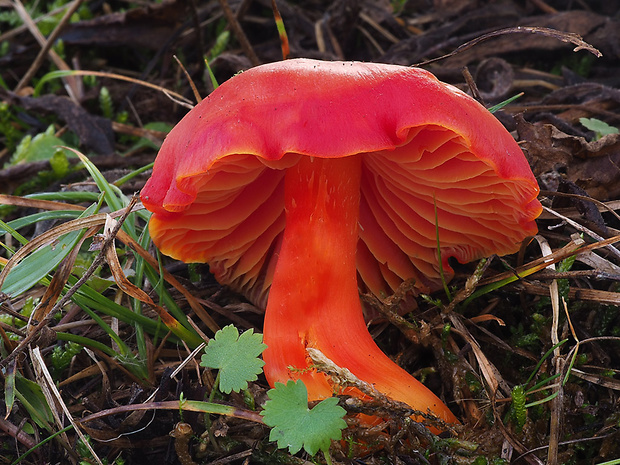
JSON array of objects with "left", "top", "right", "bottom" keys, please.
[{"left": 262, "top": 155, "right": 458, "bottom": 427}]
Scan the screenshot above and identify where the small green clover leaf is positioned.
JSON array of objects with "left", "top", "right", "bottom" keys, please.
[
  {"left": 200, "top": 324, "right": 266, "bottom": 394},
  {"left": 261, "top": 380, "right": 347, "bottom": 456}
]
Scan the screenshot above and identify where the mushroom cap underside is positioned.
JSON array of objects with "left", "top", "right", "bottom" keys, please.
[{"left": 141, "top": 59, "right": 542, "bottom": 306}]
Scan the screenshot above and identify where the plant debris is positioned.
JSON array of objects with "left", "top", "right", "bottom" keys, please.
[{"left": 1, "top": 0, "right": 619, "bottom": 464}]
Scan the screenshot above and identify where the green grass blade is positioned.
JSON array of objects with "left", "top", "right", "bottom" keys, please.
[
  {"left": 14, "top": 376, "right": 54, "bottom": 430},
  {"left": 79, "top": 304, "right": 149, "bottom": 381},
  {"left": 10, "top": 425, "right": 74, "bottom": 465},
  {"left": 71, "top": 284, "right": 164, "bottom": 335},
  {"left": 1, "top": 231, "right": 81, "bottom": 296},
  {"left": 205, "top": 60, "right": 219, "bottom": 90},
  {"left": 132, "top": 228, "right": 153, "bottom": 360},
  {"left": 598, "top": 459, "right": 620, "bottom": 465},
  {"left": 71, "top": 278, "right": 201, "bottom": 348},
  {"left": 0, "top": 203, "right": 99, "bottom": 296},
  {"left": 26, "top": 191, "right": 102, "bottom": 203},
  {"left": 4, "top": 361, "right": 16, "bottom": 417},
  {"left": 0, "top": 211, "right": 83, "bottom": 235},
  {"left": 525, "top": 339, "right": 568, "bottom": 387},
  {"left": 525, "top": 372, "right": 562, "bottom": 395},
  {"left": 70, "top": 150, "right": 127, "bottom": 213},
  {"left": 0, "top": 217, "right": 29, "bottom": 246},
  {"left": 524, "top": 391, "right": 559, "bottom": 408},
  {"left": 113, "top": 162, "right": 154, "bottom": 187},
  {"left": 488, "top": 92, "right": 523, "bottom": 113},
  {"left": 79, "top": 305, "right": 133, "bottom": 358},
  {"left": 55, "top": 332, "right": 117, "bottom": 358}
]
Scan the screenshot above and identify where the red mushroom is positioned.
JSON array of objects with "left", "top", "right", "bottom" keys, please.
[{"left": 141, "top": 59, "right": 541, "bottom": 427}]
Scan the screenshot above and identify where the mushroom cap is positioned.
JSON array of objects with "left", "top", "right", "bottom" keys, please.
[{"left": 141, "top": 59, "right": 541, "bottom": 306}]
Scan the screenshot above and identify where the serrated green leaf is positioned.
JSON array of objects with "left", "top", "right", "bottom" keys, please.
[
  {"left": 261, "top": 380, "right": 347, "bottom": 456},
  {"left": 200, "top": 324, "right": 266, "bottom": 394}
]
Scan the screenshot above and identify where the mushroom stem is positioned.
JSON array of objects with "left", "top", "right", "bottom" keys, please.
[{"left": 262, "top": 155, "right": 458, "bottom": 426}]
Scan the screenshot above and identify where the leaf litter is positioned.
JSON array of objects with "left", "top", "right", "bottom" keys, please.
[{"left": 1, "top": 0, "right": 620, "bottom": 464}]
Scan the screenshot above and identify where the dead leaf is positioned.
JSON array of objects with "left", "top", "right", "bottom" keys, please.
[
  {"left": 58, "top": 0, "right": 186, "bottom": 50},
  {"left": 552, "top": 179, "right": 609, "bottom": 237},
  {"left": 4, "top": 92, "right": 114, "bottom": 155},
  {"left": 516, "top": 114, "right": 620, "bottom": 199}
]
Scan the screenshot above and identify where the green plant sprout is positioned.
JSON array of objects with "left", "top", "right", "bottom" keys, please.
[
  {"left": 579, "top": 117, "right": 619, "bottom": 140},
  {"left": 505, "top": 336, "right": 589, "bottom": 433},
  {"left": 510, "top": 384, "right": 527, "bottom": 432},
  {"left": 50, "top": 341, "right": 83, "bottom": 374},
  {"left": 206, "top": 30, "right": 230, "bottom": 65},
  {"left": 9, "top": 125, "right": 75, "bottom": 165},
  {"left": 99, "top": 86, "right": 113, "bottom": 119}
]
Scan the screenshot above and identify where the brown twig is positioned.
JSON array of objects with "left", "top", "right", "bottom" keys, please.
[
  {"left": 414, "top": 26, "right": 601, "bottom": 68},
  {"left": 461, "top": 66, "right": 484, "bottom": 104},
  {"left": 77, "top": 400, "right": 264, "bottom": 425},
  {"left": 188, "top": 0, "right": 206, "bottom": 71},
  {"left": 174, "top": 55, "right": 202, "bottom": 104},
  {"left": 218, "top": 0, "right": 260, "bottom": 66},
  {"left": 527, "top": 0, "right": 558, "bottom": 14},
  {"left": 12, "top": 0, "right": 83, "bottom": 100},
  {"left": 0, "top": 416, "right": 36, "bottom": 450},
  {"left": 0, "top": 2, "right": 80, "bottom": 43},
  {"left": 0, "top": 194, "right": 86, "bottom": 211}
]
